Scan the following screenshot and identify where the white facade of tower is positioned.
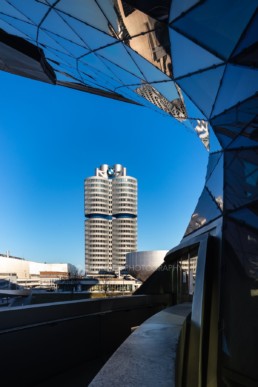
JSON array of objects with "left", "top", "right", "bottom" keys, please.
[{"left": 85, "top": 164, "right": 137, "bottom": 274}]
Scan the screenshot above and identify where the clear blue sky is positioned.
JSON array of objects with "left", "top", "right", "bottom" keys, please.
[{"left": 0, "top": 70, "right": 208, "bottom": 271}]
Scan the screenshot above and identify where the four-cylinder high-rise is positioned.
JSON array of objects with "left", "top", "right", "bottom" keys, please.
[{"left": 84, "top": 164, "right": 137, "bottom": 274}]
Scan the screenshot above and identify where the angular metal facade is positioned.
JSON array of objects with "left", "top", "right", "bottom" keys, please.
[{"left": 0, "top": 1, "right": 258, "bottom": 385}]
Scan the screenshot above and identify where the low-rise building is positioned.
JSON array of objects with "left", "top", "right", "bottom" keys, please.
[{"left": 0, "top": 253, "right": 77, "bottom": 289}]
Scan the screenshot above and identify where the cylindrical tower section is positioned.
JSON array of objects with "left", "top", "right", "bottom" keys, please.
[
  {"left": 112, "top": 218, "right": 137, "bottom": 270},
  {"left": 85, "top": 177, "right": 110, "bottom": 216},
  {"left": 85, "top": 175, "right": 112, "bottom": 274},
  {"left": 112, "top": 175, "right": 137, "bottom": 271},
  {"left": 112, "top": 176, "right": 137, "bottom": 216},
  {"left": 85, "top": 218, "right": 112, "bottom": 273}
]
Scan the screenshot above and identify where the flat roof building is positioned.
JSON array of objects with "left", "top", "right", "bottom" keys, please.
[{"left": 0, "top": 253, "right": 76, "bottom": 289}]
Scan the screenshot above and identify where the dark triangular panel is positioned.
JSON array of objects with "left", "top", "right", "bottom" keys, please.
[
  {"left": 54, "top": 0, "right": 111, "bottom": 35},
  {"left": 224, "top": 149, "right": 258, "bottom": 210},
  {"left": 212, "top": 64, "right": 258, "bottom": 117},
  {"left": 169, "top": 0, "right": 200, "bottom": 22},
  {"left": 231, "top": 9, "right": 258, "bottom": 67},
  {"left": 229, "top": 205, "right": 258, "bottom": 231},
  {"left": 178, "top": 65, "right": 225, "bottom": 119},
  {"left": 171, "top": 0, "right": 257, "bottom": 60},
  {"left": 125, "top": 0, "right": 171, "bottom": 22},
  {"left": 184, "top": 187, "right": 222, "bottom": 236},
  {"left": 206, "top": 153, "right": 224, "bottom": 210},
  {"left": 169, "top": 28, "right": 223, "bottom": 78}
]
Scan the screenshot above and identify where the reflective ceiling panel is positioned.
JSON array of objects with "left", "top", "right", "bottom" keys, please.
[
  {"left": 54, "top": 0, "right": 112, "bottom": 35},
  {"left": 0, "top": 1, "right": 31, "bottom": 22},
  {"left": 171, "top": 0, "right": 258, "bottom": 59},
  {"left": 0, "top": 0, "right": 257, "bottom": 150},
  {"left": 212, "top": 65, "right": 258, "bottom": 117},
  {"left": 41, "top": 8, "right": 86, "bottom": 46},
  {"left": 169, "top": 0, "right": 200, "bottom": 22},
  {"left": 96, "top": 42, "right": 143, "bottom": 79},
  {"left": 232, "top": 10, "right": 258, "bottom": 66},
  {"left": 0, "top": 13, "right": 37, "bottom": 40},
  {"left": 224, "top": 149, "right": 258, "bottom": 210},
  {"left": 60, "top": 12, "right": 117, "bottom": 52},
  {"left": 169, "top": 28, "right": 223, "bottom": 79},
  {"left": 6, "top": 0, "right": 49, "bottom": 24},
  {"left": 126, "top": 44, "right": 172, "bottom": 82},
  {"left": 178, "top": 65, "right": 226, "bottom": 119}
]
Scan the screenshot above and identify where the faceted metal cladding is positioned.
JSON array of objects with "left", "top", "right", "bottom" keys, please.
[
  {"left": 85, "top": 164, "right": 137, "bottom": 274},
  {"left": 1, "top": 1, "right": 258, "bottom": 384}
]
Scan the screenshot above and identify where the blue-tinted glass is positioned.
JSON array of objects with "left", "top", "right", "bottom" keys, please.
[
  {"left": 77, "top": 74, "right": 110, "bottom": 92},
  {"left": 244, "top": 158, "right": 258, "bottom": 187},
  {"left": 211, "top": 108, "right": 255, "bottom": 128},
  {"left": 96, "top": 58, "right": 142, "bottom": 86},
  {"left": 180, "top": 90, "right": 206, "bottom": 120},
  {"left": 149, "top": 81, "right": 179, "bottom": 101},
  {"left": 209, "top": 125, "right": 222, "bottom": 152},
  {"left": 184, "top": 187, "right": 222, "bottom": 235},
  {"left": 45, "top": 48, "right": 76, "bottom": 67},
  {"left": 55, "top": 70, "right": 78, "bottom": 83},
  {"left": 212, "top": 65, "right": 258, "bottom": 117},
  {"left": 80, "top": 57, "right": 123, "bottom": 91},
  {"left": 214, "top": 132, "right": 233, "bottom": 149},
  {"left": 224, "top": 150, "right": 258, "bottom": 210},
  {"left": 97, "top": 0, "right": 121, "bottom": 34},
  {"left": 7, "top": 0, "right": 49, "bottom": 24},
  {"left": 60, "top": 13, "right": 117, "bottom": 52},
  {"left": 169, "top": 0, "right": 200, "bottom": 22},
  {"left": 37, "top": 0, "right": 56, "bottom": 5},
  {"left": 210, "top": 102, "right": 258, "bottom": 148},
  {"left": 182, "top": 119, "right": 197, "bottom": 133},
  {"left": 96, "top": 43, "right": 143, "bottom": 79},
  {"left": 206, "top": 152, "right": 223, "bottom": 180},
  {"left": 178, "top": 65, "right": 225, "bottom": 119},
  {"left": 80, "top": 53, "right": 120, "bottom": 83},
  {"left": 169, "top": 28, "right": 223, "bottom": 78},
  {"left": 55, "top": 0, "right": 111, "bottom": 35},
  {"left": 233, "top": 11, "right": 258, "bottom": 56},
  {"left": 41, "top": 9, "right": 85, "bottom": 46},
  {"left": 45, "top": 30, "right": 89, "bottom": 58},
  {"left": 116, "top": 85, "right": 149, "bottom": 107},
  {"left": 206, "top": 153, "right": 224, "bottom": 210},
  {"left": 0, "top": 18, "right": 28, "bottom": 39},
  {"left": 128, "top": 46, "right": 172, "bottom": 82},
  {"left": 56, "top": 66, "right": 80, "bottom": 82},
  {"left": 0, "top": 0, "right": 31, "bottom": 22},
  {"left": 38, "top": 30, "right": 71, "bottom": 55},
  {"left": 0, "top": 13, "right": 37, "bottom": 40},
  {"left": 229, "top": 135, "right": 258, "bottom": 149},
  {"left": 172, "top": 0, "right": 258, "bottom": 59},
  {"left": 241, "top": 121, "right": 258, "bottom": 145}
]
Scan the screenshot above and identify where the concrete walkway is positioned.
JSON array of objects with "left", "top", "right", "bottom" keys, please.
[{"left": 90, "top": 303, "right": 191, "bottom": 387}]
